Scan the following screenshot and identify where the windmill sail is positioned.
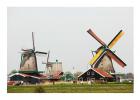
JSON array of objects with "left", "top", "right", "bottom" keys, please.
[
  {"left": 87, "top": 29, "right": 106, "bottom": 46},
  {"left": 32, "top": 32, "right": 35, "bottom": 51},
  {"left": 89, "top": 47, "right": 106, "bottom": 65},
  {"left": 106, "top": 50, "right": 126, "bottom": 67},
  {"left": 108, "top": 30, "right": 125, "bottom": 49}
]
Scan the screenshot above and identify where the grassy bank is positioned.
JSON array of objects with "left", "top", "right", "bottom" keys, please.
[{"left": 7, "top": 83, "right": 133, "bottom": 93}]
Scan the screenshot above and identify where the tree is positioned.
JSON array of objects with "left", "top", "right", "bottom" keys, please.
[{"left": 61, "top": 71, "right": 74, "bottom": 81}]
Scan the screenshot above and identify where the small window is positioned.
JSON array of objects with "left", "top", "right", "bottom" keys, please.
[
  {"left": 91, "top": 72, "right": 95, "bottom": 75},
  {"left": 87, "top": 71, "right": 90, "bottom": 75},
  {"left": 79, "top": 77, "right": 83, "bottom": 81}
]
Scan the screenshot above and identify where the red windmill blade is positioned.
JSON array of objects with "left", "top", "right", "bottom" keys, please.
[
  {"left": 87, "top": 29, "right": 106, "bottom": 46},
  {"left": 106, "top": 49, "right": 126, "bottom": 67}
]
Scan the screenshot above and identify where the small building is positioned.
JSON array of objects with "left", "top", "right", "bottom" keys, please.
[
  {"left": 47, "top": 71, "right": 63, "bottom": 81},
  {"left": 78, "top": 68, "right": 114, "bottom": 82},
  {"left": 8, "top": 73, "right": 46, "bottom": 85}
]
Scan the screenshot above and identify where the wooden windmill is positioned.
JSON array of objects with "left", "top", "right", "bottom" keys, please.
[
  {"left": 42, "top": 51, "right": 63, "bottom": 80},
  {"left": 42, "top": 50, "right": 53, "bottom": 75},
  {"left": 87, "top": 29, "right": 126, "bottom": 75},
  {"left": 20, "top": 32, "right": 47, "bottom": 73}
]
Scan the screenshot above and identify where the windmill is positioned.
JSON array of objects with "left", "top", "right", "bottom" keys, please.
[
  {"left": 20, "top": 32, "right": 47, "bottom": 73},
  {"left": 87, "top": 29, "right": 126, "bottom": 76},
  {"left": 42, "top": 50, "right": 53, "bottom": 75},
  {"left": 42, "top": 51, "right": 63, "bottom": 81}
]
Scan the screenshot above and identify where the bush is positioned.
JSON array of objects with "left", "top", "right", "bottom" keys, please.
[{"left": 34, "top": 86, "right": 46, "bottom": 93}]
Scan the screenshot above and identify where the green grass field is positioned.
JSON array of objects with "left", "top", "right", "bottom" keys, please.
[{"left": 7, "top": 83, "right": 133, "bottom": 93}]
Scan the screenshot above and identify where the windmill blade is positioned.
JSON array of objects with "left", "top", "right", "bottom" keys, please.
[
  {"left": 89, "top": 47, "right": 106, "bottom": 65},
  {"left": 42, "top": 51, "right": 50, "bottom": 66},
  {"left": 108, "top": 30, "right": 125, "bottom": 49},
  {"left": 35, "top": 51, "right": 47, "bottom": 54},
  {"left": 32, "top": 32, "right": 35, "bottom": 51},
  {"left": 106, "top": 50, "right": 126, "bottom": 67},
  {"left": 47, "top": 51, "right": 50, "bottom": 64},
  {"left": 87, "top": 29, "right": 106, "bottom": 46}
]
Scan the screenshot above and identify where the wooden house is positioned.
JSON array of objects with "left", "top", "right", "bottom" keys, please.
[{"left": 78, "top": 68, "right": 114, "bottom": 82}]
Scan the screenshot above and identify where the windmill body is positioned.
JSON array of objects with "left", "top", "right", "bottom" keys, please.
[
  {"left": 94, "top": 54, "right": 115, "bottom": 74},
  {"left": 91, "top": 46, "right": 115, "bottom": 74},
  {"left": 46, "top": 62, "right": 53, "bottom": 75},
  {"left": 20, "top": 50, "right": 37, "bottom": 72}
]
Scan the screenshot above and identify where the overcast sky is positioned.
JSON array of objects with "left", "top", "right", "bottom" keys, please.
[{"left": 7, "top": 7, "right": 133, "bottom": 74}]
